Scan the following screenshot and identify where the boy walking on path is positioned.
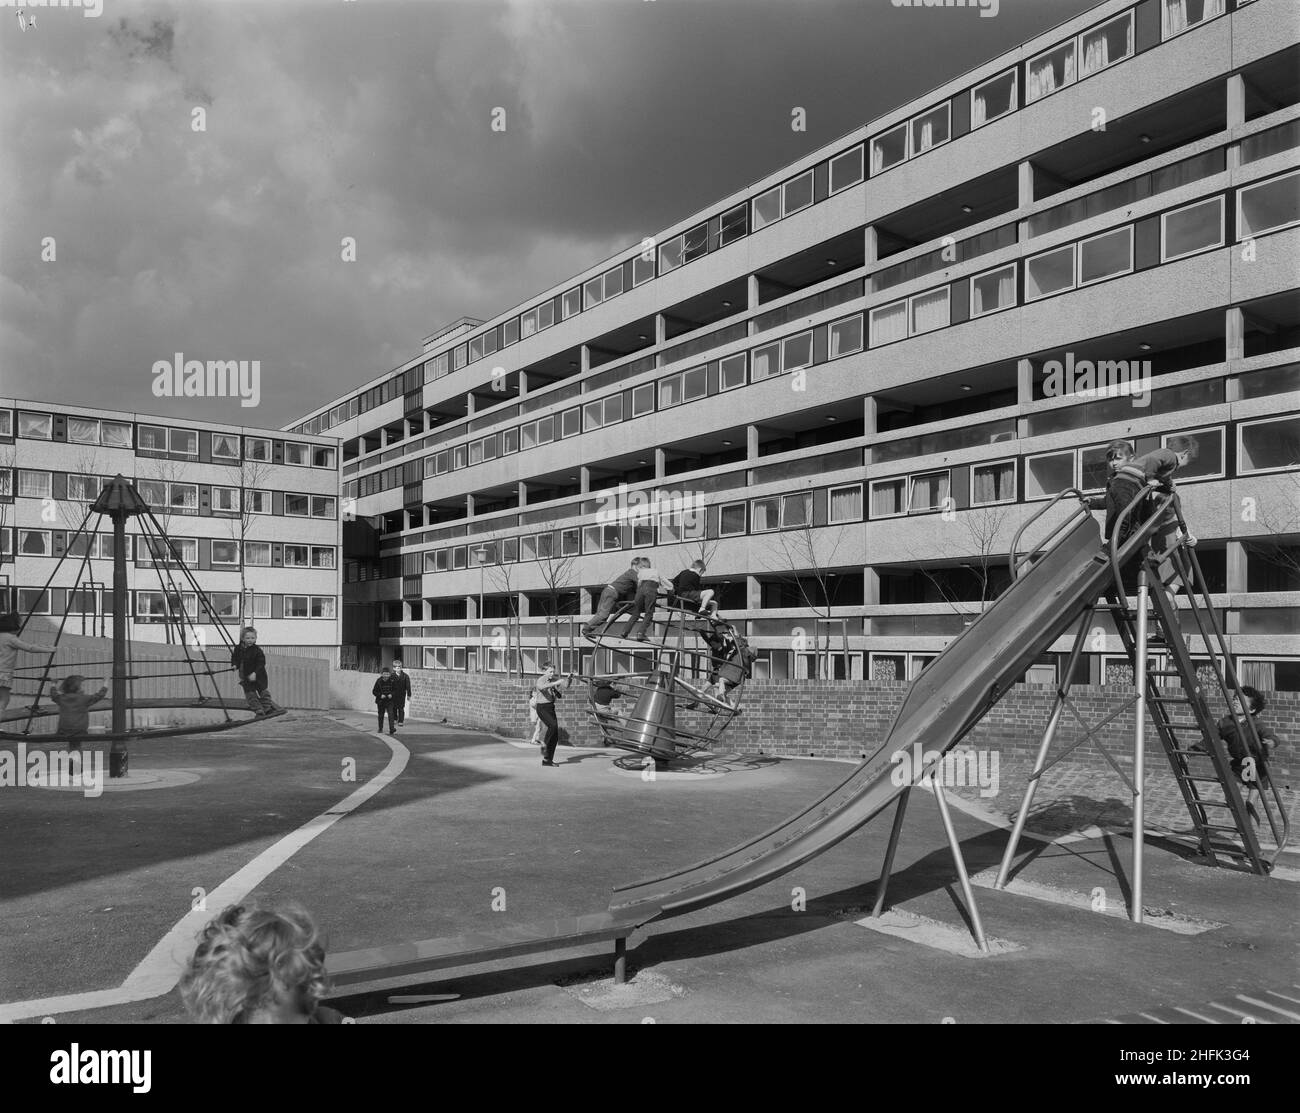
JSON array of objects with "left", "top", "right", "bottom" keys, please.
[
  {"left": 582, "top": 560, "right": 642, "bottom": 636},
  {"left": 231, "top": 627, "right": 278, "bottom": 717},
  {"left": 390, "top": 659, "right": 413, "bottom": 724},
  {"left": 373, "top": 667, "right": 400, "bottom": 735}
]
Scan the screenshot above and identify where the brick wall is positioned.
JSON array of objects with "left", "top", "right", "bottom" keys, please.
[{"left": 379, "top": 667, "right": 1296, "bottom": 783}]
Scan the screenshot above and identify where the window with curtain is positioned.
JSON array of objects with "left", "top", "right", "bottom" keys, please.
[
  {"left": 751, "top": 498, "right": 780, "bottom": 532},
  {"left": 828, "top": 485, "right": 863, "bottom": 523},
  {"left": 20, "top": 530, "right": 50, "bottom": 555},
  {"left": 870, "top": 479, "right": 905, "bottom": 518},
  {"left": 1239, "top": 660, "right": 1276, "bottom": 691},
  {"left": 1027, "top": 42, "right": 1075, "bottom": 102},
  {"left": 17, "top": 470, "right": 51, "bottom": 498},
  {"left": 910, "top": 289, "right": 950, "bottom": 335},
  {"left": 751, "top": 343, "right": 781, "bottom": 381},
  {"left": 1163, "top": 0, "right": 1225, "bottom": 40},
  {"left": 908, "top": 471, "right": 950, "bottom": 512},
  {"left": 870, "top": 301, "right": 908, "bottom": 346},
  {"left": 68, "top": 417, "right": 99, "bottom": 444},
  {"left": 1080, "top": 13, "right": 1132, "bottom": 77},
  {"left": 719, "top": 502, "right": 747, "bottom": 535},
  {"left": 971, "top": 461, "right": 1015, "bottom": 505},
  {"left": 972, "top": 70, "right": 1016, "bottom": 129},
  {"left": 971, "top": 265, "right": 1016, "bottom": 317},
  {"left": 910, "top": 105, "right": 950, "bottom": 155},
  {"left": 871, "top": 124, "right": 907, "bottom": 174},
  {"left": 830, "top": 315, "right": 863, "bottom": 357}
]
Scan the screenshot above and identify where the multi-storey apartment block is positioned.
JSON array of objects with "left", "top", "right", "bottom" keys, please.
[
  {"left": 0, "top": 400, "right": 342, "bottom": 659},
  {"left": 292, "top": 0, "right": 1299, "bottom": 690}
]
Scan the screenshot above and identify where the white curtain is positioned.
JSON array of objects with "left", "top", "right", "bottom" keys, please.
[
  {"left": 871, "top": 302, "right": 908, "bottom": 346},
  {"left": 973, "top": 269, "right": 1015, "bottom": 315},
  {"left": 910, "top": 290, "right": 950, "bottom": 334},
  {"left": 1241, "top": 659, "right": 1276, "bottom": 691},
  {"left": 972, "top": 93, "right": 987, "bottom": 129},
  {"left": 1164, "top": 0, "right": 1188, "bottom": 37},
  {"left": 871, "top": 482, "right": 903, "bottom": 517},
  {"left": 916, "top": 120, "right": 933, "bottom": 153},
  {"left": 1083, "top": 31, "right": 1108, "bottom": 75},
  {"left": 871, "top": 142, "right": 884, "bottom": 174},
  {"left": 1028, "top": 59, "right": 1055, "bottom": 102}
]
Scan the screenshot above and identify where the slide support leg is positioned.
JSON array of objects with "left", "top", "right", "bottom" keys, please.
[
  {"left": 995, "top": 611, "right": 1092, "bottom": 888},
  {"left": 1132, "top": 569, "right": 1149, "bottom": 925},
  {"left": 870, "top": 788, "right": 911, "bottom": 918},
  {"left": 934, "top": 779, "right": 989, "bottom": 954},
  {"left": 613, "top": 937, "right": 627, "bottom": 984}
]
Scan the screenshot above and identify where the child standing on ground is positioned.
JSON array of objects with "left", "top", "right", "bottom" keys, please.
[
  {"left": 0, "top": 613, "right": 56, "bottom": 714},
  {"left": 372, "top": 666, "right": 399, "bottom": 735},
  {"left": 51, "top": 675, "right": 108, "bottom": 743},
  {"left": 230, "top": 627, "right": 278, "bottom": 717}
]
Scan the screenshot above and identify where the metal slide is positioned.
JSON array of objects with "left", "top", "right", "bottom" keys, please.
[
  {"left": 328, "top": 496, "right": 1184, "bottom": 990},
  {"left": 610, "top": 501, "right": 1131, "bottom": 921}
]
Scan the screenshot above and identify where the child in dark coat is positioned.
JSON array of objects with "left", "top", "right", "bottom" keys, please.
[
  {"left": 373, "top": 667, "right": 399, "bottom": 734},
  {"left": 231, "top": 627, "right": 278, "bottom": 717},
  {"left": 51, "top": 675, "right": 108, "bottom": 744}
]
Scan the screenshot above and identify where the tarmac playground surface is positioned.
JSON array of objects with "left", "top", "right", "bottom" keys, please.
[{"left": 1, "top": 711, "right": 1296, "bottom": 1025}]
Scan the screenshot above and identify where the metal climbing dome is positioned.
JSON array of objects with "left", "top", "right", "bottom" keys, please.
[
  {"left": 582, "top": 602, "right": 749, "bottom": 763},
  {"left": 0, "top": 475, "right": 281, "bottom": 772}
]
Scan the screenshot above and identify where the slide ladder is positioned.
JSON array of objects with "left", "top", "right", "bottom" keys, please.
[{"left": 1107, "top": 499, "right": 1289, "bottom": 873}]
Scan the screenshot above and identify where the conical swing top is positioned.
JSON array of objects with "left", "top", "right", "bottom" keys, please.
[{"left": 91, "top": 475, "right": 152, "bottom": 519}]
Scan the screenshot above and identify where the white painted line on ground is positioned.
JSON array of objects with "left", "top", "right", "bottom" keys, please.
[
  {"left": 0, "top": 731, "right": 408, "bottom": 1024},
  {"left": 968, "top": 868, "right": 1223, "bottom": 935},
  {"left": 1235, "top": 994, "right": 1300, "bottom": 1021},
  {"left": 852, "top": 908, "right": 1022, "bottom": 959}
]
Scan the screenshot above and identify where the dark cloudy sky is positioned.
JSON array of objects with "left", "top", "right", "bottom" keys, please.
[{"left": 0, "top": 0, "right": 1099, "bottom": 429}]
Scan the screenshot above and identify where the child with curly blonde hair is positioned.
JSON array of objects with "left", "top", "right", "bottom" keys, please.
[{"left": 179, "top": 903, "right": 346, "bottom": 1024}]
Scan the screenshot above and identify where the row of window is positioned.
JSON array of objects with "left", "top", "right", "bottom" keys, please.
[
  {"left": 397, "top": 414, "right": 1298, "bottom": 575},
  {"left": 1, "top": 412, "right": 337, "bottom": 468},
  {"left": 345, "top": 172, "right": 1297, "bottom": 496},
  {"left": 1, "top": 471, "right": 338, "bottom": 518},
  {"left": 7, "top": 587, "right": 336, "bottom": 620},
  {"left": 295, "top": 0, "right": 1258, "bottom": 441},
  {"left": 0, "top": 529, "right": 338, "bottom": 568}
]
